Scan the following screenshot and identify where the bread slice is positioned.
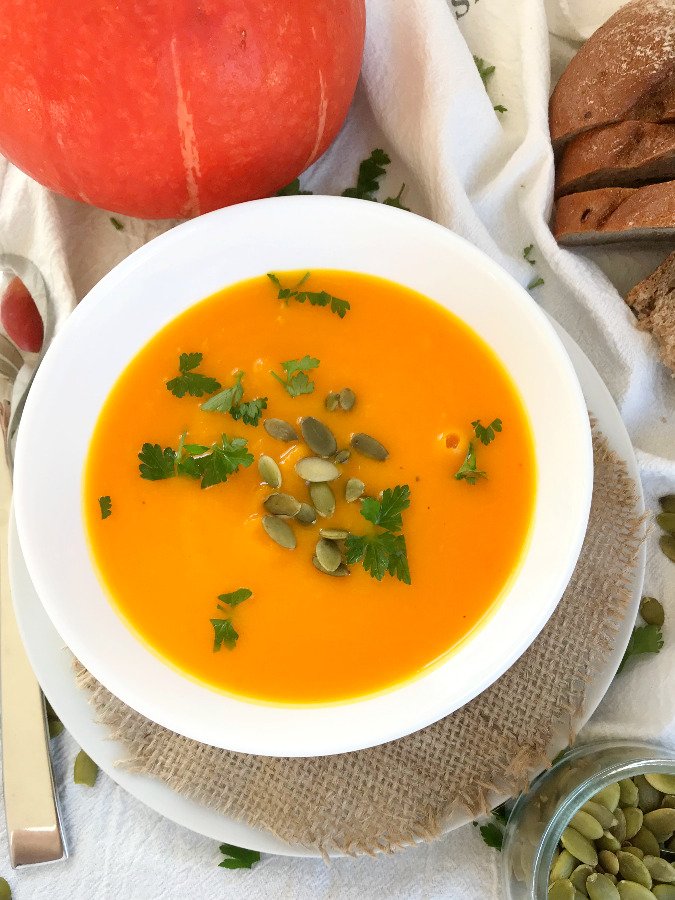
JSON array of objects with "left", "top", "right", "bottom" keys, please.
[
  {"left": 550, "top": 0, "right": 675, "bottom": 150},
  {"left": 556, "top": 122, "right": 675, "bottom": 197},
  {"left": 553, "top": 181, "right": 675, "bottom": 245},
  {"left": 626, "top": 250, "right": 675, "bottom": 373}
]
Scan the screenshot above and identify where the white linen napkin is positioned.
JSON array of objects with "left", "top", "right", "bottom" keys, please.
[{"left": 0, "top": 0, "right": 672, "bottom": 896}]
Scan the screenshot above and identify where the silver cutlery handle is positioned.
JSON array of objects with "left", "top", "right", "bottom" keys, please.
[{"left": 0, "top": 451, "right": 66, "bottom": 866}]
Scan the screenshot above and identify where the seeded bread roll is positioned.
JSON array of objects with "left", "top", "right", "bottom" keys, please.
[
  {"left": 549, "top": 0, "right": 675, "bottom": 150},
  {"left": 555, "top": 122, "right": 675, "bottom": 198},
  {"left": 626, "top": 250, "right": 675, "bottom": 373},
  {"left": 553, "top": 181, "right": 675, "bottom": 245}
]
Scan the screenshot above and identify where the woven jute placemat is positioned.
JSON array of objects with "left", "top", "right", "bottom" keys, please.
[{"left": 75, "top": 425, "right": 643, "bottom": 856}]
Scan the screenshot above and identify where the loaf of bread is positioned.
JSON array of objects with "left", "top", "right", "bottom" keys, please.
[
  {"left": 549, "top": 0, "right": 675, "bottom": 150},
  {"left": 553, "top": 181, "right": 675, "bottom": 245},
  {"left": 626, "top": 250, "right": 675, "bottom": 373},
  {"left": 556, "top": 121, "right": 675, "bottom": 197}
]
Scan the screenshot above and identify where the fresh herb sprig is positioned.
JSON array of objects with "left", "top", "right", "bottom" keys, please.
[
  {"left": 211, "top": 589, "right": 252, "bottom": 652},
  {"left": 166, "top": 353, "right": 221, "bottom": 399},
  {"left": 201, "top": 372, "right": 267, "bottom": 426},
  {"left": 218, "top": 843, "right": 261, "bottom": 869},
  {"left": 472, "top": 418, "right": 502, "bottom": 446},
  {"left": 342, "top": 148, "right": 391, "bottom": 201},
  {"left": 267, "top": 272, "right": 350, "bottom": 319},
  {"left": 138, "top": 434, "right": 253, "bottom": 489},
  {"left": 345, "top": 485, "right": 411, "bottom": 584},
  {"left": 271, "top": 355, "right": 320, "bottom": 397},
  {"left": 617, "top": 624, "right": 664, "bottom": 674},
  {"left": 98, "top": 496, "right": 112, "bottom": 519},
  {"left": 473, "top": 56, "right": 507, "bottom": 113},
  {"left": 454, "top": 442, "right": 486, "bottom": 485},
  {"left": 523, "top": 244, "right": 536, "bottom": 265}
]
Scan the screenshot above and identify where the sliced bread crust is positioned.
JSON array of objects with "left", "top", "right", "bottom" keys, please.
[{"left": 626, "top": 250, "right": 675, "bottom": 373}]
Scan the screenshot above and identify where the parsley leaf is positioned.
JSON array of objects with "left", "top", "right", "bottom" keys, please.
[
  {"left": 361, "top": 485, "right": 411, "bottom": 532},
  {"left": 230, "top": 397, "right": 268, "bottom": 426},
  {"left": 342, "top": 149, "right": 391, "bottom": 201},
  {"left": 110, "top": 216, "right": 124, "bottom": 231},
  {"left": 454, "top": 442, "right": 487, "bottom": 485},
  {"left": 617, "top": 624, "right": 664, "bottom": 674},
  {"left": 276, "top": 178, "right": 312, "bottom": 196},
  {"left": 166, "top": 352, "right": 221, "bottom": 399},
  {"left": 383, "top": 183, "right": 411, "bottom": 211},
  {"left": 491, "top": 803, "right": 509, "bottom": 827},
  {"left": 218, "top": 843, "right": 261, "bottom": 869},
  {"left": 211, "top": 618, "right": 239, "bottom": 652},
  {"left": 527, "top": 276, "right": 545, "bottom": 290},
  {"left": 472, "top": 418, "right": 503, "bottom": 446},
  {"left": 479, "top": 822, "right": 503, "bottom": 851},
  {"left": 98, "top": 496, "right": 112, "bottom": 519},
  {"left": 493, "top": 104, "right": 508, "bottom": 114},
  {"left": 523, "top": 244, "right": 536, "bottom": 265},
  {"left": 474, "top": 56, "right": 495, "bottom": 87},
  {"left": 217, "top": 588, "right": 252, "bottom": 607},
  {"left": 138, "top": 443, "right": 177, "bottom": 480},
  {"left": 201, "top": 372, "right": 268, "bottom": 425},
  {"left": 271, "top": 355, "right": 320, "bottom": 397},
  {"left": 199, "top": 435, "right": 254, "bottom": 489},
  {"left": 267, "top": 272, "right": 350, "bottom": 319},
  {"left": 345, "top": 484, "right": 411, "bottom": 584}
]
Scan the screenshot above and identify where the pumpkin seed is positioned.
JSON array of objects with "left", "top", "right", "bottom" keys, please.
[
  {"left": 639, "top": 597, "right": 665, "bottom": 627},
  {"left": 622, "top": 846, "right": 645, "bottom": 860},
  {"left": 587, "top": 873, "right": 620, "bottom": 900},
  {"left": 659, "top": 535, "right": 675, "bottom": 562},
  {"left": 551, "top": 850, "right": 577, "bottom": 881},
  {"left": 620, "top": 779, "right": 641, "bottom": 808},
  {"left": 663, "top": 796, "right": 675, "bottom": 810},
  {"left": 583, "top": 801, "right": 619, "bottom": 831},
  {"left": 646, "top": 774, "right": 675, "bottom": 796},
  {"left": 617, "top": 851, "right": 652, "bottom": 889},
  {"left": 606, "top": 876, "right": 618, "bottom": 887},
  {"left": 300, "top": 417, "right": 337, "bottom": 457},
  {"left": 338, "top": 387, "right": 356, "bottom": 411},
  {"left": 595, "top": 783, "right": 622, "bottom": 813},
  {"left": 636, "top": 776, "right": 664, "bottom": 814},
  {"left": 264, "top": 417, "right": 298, "bottom": 441},
  {"left": 643, "top": 855, "right": 675, "bottom": 883},
  {"left": 571, "top": 863, "right": 595, "bottom": 892},
  {"left": 653, "top": 886, "right": 675, "bottom": 899},
  {"left": 345, "top": 477, "right": 365, "bottom": 503},
  {"left": 598, "top": 832, "right": 623, "bottom": 853},
  {"left": 561, "top": 827, "right": 598, "bottom": 867},
  {"left": 316, "top": 538, "right": 342, "bottom": 572},
  {"left": 631, "top": 827, "right": 661, "bottom": 857},
  {"left": 296, "top": 503, "right": 317, "bottom": 525},
  {"left": 350, "top": 432, "right": 389, "bottom": 461},
  {"left": 599, "top": 850, "right": 620, "bottom": 875},
  {"left": 624, "top": 807, "right": 644, "bottom": 840},
  {"left": 312, "top": 556, "right": 349, "bottom": 577},
  {"left": 258, "top": 454, "right": 282, "bottom": 488},
  {"left": 549, "top": 881, "right": 576, "bottom": 900},
  {"left": 571, "top": 809, "right": 605, "bottom": 840},
  {"left": 0, "top": 878, "right": 10, "bottom": 900},
  {"left": 657, "top": 513, "right": 675, "bottom": 534},
  {"left": 295, "top": 456, "right": 340, "bottom": 482},
  {"left": 611, "top": 808, "right": 628, "bottom": 844},
  {"left": 319, "top": 528, "right": 350, "bottom": 540},
  {"left": 74, "top": 749, "right": 98, "bottom": 787},
  {"left": 334, "top": 449, "right": 351, "bottom": 464},
  {"left": 643, "top": 808, "right": 675, "bottom": 843},
  {"left": 325, "top": 392, "right": 340, "bottom": 412},
  {"left": 264, "top": 492, "right": 302, "bottom": 517},
  {"left": 616, "top": 883, "right": 660, "bottom": 900},
  {"left": 660, "top": 495, "right": 675, "bottom": 514},
  {"left": 310, "top": 482, "right": 336, "bottom": 518},
  {"left": 262, "top": 516, "right": 296, "bottom": 549}
]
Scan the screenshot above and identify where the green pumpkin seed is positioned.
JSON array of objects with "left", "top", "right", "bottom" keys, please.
[
  {"left": 74, "top": 749, "right": 99, "bottom": 787},
  {"left": 310, "top": 482, "right": 336, "bottom": 518},
  {"left": 660, "top": 495, "right": 675, "bottom": 514},
  {"left": 338, "top": 387, "right": 356, "bottom": 411},
  {"left": 639, "top": 597, "right": 665, "bottom": 627},
  {"left": 264, "top": 417, "right": 298, "bottom": 442},
  {"left": 312, "top": 556, "right": 349, "bottom": 577},
  {"left": 334, "top": 449, "right": 351, "bottom": 464},
  {"left": 653, "top": 886, "right": 675, "bottom": 899},
  {"left": 631, "top": 827, "right": 661, "bottom": 857},
  {"left": 636, "top": 776, "right": 664, "bottom": 814},
  {"left": 620, "top": 779, "right": 641, "bottom": 808},
  {"left": 325, "top": 392, "right": 340, "bottom": 411},
  {"left": 300, "top": 417, "right": 337, "bottom": 457},
  {"left": 599, "top": 851, "right": 620, "bottom": 876},
  {"left": 264, "top": 492, "right": 302, "bottom": 517},
  {"left": 549, "top": 881, "right": 576, "bottom": 900},
  {"left": 262, "top": 516, "right": 296, "bottom": 549},
  {"left": 583, "top": 801, "right": 619, "bottom": 831},
  {"left": 662, "top": 796, "right": 675, "bottom": 810},
  {"left": 598, "top": 832, "right": 623, "bottom": 853},
  {"left": 561, "top": 827, "right": 598, "bottom": 867},
  {"left": 345, "top": 477, "right": 365, "bottom": 503},
  {"left": 551, "top": 850, "right": 577, "bottom": 881},
  {"left": 643, "top": 808, "right": 675, "bottom": 843},
  {"left": 350, "top": 432, "right": 389, "bottom": 461},
  {"left": 659, "top": 535, "right": 675, "bottom": 562},
  {"left": 616, "top": 883, "right": 660, "bottom": 900},
  {"left": 571, "top": 864, "right": 594, "bottom": 893},
  {"left": 624, "top": 807, "right": 644, "bottom": 840},
  {"left": 571, "top": 809, "right": 605, "bottom": 840},
  {"left": 645, "top": 775, "right": 675, "bottom": 796},
  {"left": 606, "top": 876, "right": 618, "bottom": 887},
  {"left": 587, "top": 873, "right": 620, "bottom": 900},
  {"left": 295, "top": 456, "right": 340, "bottom": 483},
  {"left": 595, "top": 783, "right": 622, "bottom": 813},
  {"left": 611, "top": 808, "right": 628, "bottom": 844},
  {"left": 0, "top": 878, "right": 10, "bottom": 900},
  {"left": 657, "top": 513, "right": 675, "bottom": 534},
  {"left": 296, "top": 503, "right": 317, "bottom": 525},
  {"left": 617, "top": 851, "right": 652, "bottom": 889},
  {"left": 319, "top": 528, "right": 350, "bottom": 540},
  {"left": 621, "top": 846, "right": 645, "bottom": 860},
  {"left": 643, "top": 856, "right": 675, "bottom": 884},
  {"left": 258, "top": 454, "right": 282, "bottom": 488},
  {"left": 316, "top": 539, "right": 342, "bottom": 573}
]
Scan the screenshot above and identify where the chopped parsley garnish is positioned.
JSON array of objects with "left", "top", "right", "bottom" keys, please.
[
  {"left": 345, "top": 485, "right": 411, "bottom": 584},
  {"left": 138, "top": 443, "right": 177, "bottom": 481},
  {"left": 98, "top": 496, "right": 112, "bottom": 519},
  {"left": 110, "top": 216, "right": 124, "bottom": 231},
  {"left": 617, "top": 624, "right": 664, "bottom": 674},
  {"left": 267, "top": 272, "right": 350, "bottom": 318},
  {"left": 383, "top": 183, "right": 411, "bottom": 211},
  {"left": 197, "top": 435, "right": 254, "bottom": 489},
  {"left": 454, "top": 442, "right": 487, "bottom": 485},
  {"left": 527, "top": 276, "right": 545, "bottom": 291},
  {"left": 218, "top": 843, "right": 261, "bottom": 869},
  {"left": 211, "top": 618, "right": 239, "bottom": 652},
  {"left": 218, "top": 588, "right": 252, "bottom": 607},
  {"left": 479, "top": 822, "right": 504, "bottom": 851},
  {"left": 276, "top": 178, "right": 312, "bottom": 196},
  {"left": 201, "top": 372, "right": 267, "bottom": 426},
  {"left": 139, "top": 434, "right": 253, "bottom": 488},
  {"left": 342, "top": 148, "right": 391, "bottom": 201},
  {"left": 270, "top": 355, "right": 320, "bottom": 397},
  {"left": 472, "top": 418, "right": 502, "bottom": 446},
  {"left": 493, "top": 104, "right": 508, "bottom": 114},
  {"left": 473, "top": 56, "right": 495, "bottom": 87},
  {"left": 523, "top": 244, "right": 536, "bottom": 265},
  {"left": 166, "top": 352, "right": 221, "bottom": 399}
]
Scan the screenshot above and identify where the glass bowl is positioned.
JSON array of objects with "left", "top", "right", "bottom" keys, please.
[{"left": 502, "top": 740, "right": 675, "bottom": 899}]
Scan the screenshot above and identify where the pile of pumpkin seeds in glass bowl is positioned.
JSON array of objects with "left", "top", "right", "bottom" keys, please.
[
  {"left": 548, "top": 771, "right": 675, "bottom": 900},
  {"left": 258, "top": 389, "right": 386, "bottom": 576}
]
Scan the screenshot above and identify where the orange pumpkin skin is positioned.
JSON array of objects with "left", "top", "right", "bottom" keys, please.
[{"left": 0, "top": 1, "right": 365, "bottom": 219}]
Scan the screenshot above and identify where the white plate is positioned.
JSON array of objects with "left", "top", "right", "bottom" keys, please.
[{"left": 9, "top": 317, "right": 645, "bottom": 857}]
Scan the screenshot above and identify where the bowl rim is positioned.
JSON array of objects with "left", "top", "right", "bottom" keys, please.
[{"left": 13, "top": 195, "right": 593, "bottom": 756}]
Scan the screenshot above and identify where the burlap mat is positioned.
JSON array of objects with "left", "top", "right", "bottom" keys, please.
[{"left": 75, "top": 425, "right": 643, "bottom": 856}]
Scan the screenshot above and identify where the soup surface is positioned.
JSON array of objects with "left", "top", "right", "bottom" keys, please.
[{"left": 85, "top": 270, "right": 535, "bottom": 703}]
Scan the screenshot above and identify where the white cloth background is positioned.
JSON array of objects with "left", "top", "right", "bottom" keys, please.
[{"left": 0, "top": 0, "right": 673, "bottom": 896}]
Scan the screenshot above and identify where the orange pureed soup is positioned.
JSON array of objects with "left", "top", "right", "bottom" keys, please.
[{"left": 85, "top": 271, "right": 536, "bottom": 704}]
